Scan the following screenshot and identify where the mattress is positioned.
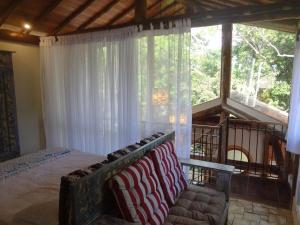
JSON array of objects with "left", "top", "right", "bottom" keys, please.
[{"left": 0, "top": 148, "right": 106, "bottom": 225}]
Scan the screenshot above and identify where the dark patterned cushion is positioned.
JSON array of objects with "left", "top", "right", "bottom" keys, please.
[
  {"left": 64, "top": 162, "right": 106, "bottom": 183},
  {"left": 152, "top": 132, "right": 165, "bottom": 138},
  {"left": 127, "top": 144, "right": 142, "bottom": 151},
  {"left": 108, "top": 149, "right": 132, "bottom": 162}
]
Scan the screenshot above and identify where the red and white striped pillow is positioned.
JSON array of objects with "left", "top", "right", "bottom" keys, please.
[
  {"left": 110, "top": 155, "right": 169, "bottom": 225},
  {"left": 151, "top": 141, "right": 187, "bottom": 205}
]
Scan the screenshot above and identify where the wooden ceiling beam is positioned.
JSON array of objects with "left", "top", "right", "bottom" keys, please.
[
  {"left": 206, "top": 0, "right": 238, "bottom": 8},
  {"left": 152, "top": 1, "right": 180, "bottom": 18},
  {"left": 63, "top": 2, "right": 300, "bottom": 36},
  {"left": 191, "top": 3, "right": 300, "bottom": 27},
  {"left": 134, "top": 0, "right": 147, "bottom": 23},
  {"left": 34, "top": 0, "right": 63, "bottom": 22},
  {"left": 148, "top": 0, "right": 162, "bottom": 11},
  {"left": 176, "top": 0, "right": 197, "bottom": 13},
  {"left": 77, "top": 0, "right": 119, "bottom": 31},
  {"left": 27, "top": 0, "right": 63, "bottom": 33},
  {"left": 169, "top": 6, "right": 185, "bottom": 17},
  {"left": 220, "top": 0, "right": 253, "bottom": 6},
  {"left": 51, "top": 0, "right": 96, "bottom": 35},
  {"left": 0, "top": 0, "right": 22, "bottom": 27},
  {"left": 105, "top": 3, "right": 135, "bottom": 27},
  {"left": 194, "top": 0, "right": 225, "bottom": 10}
]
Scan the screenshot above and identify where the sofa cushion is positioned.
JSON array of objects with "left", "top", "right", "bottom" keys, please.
[
  {"left": 151, "top": 141, "right": 187, "bottom": 205},
  {"left": 110, "top": 155, "right": 169, "bottom": 225},
  {"left": 164, "top": 185, "right": 226, "bottom": 225}
]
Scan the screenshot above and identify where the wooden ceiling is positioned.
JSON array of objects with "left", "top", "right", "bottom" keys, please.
[{"left": 0, "top": 0, "right": 299, "bottom": 45}]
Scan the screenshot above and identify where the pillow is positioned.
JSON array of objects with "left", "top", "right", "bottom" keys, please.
[
  {"left": 62, "top": 161, "right": 106, "bottom": 183},
  {"left": 151, "top": 141, "right": 187, "bottom": 205},
  {"left": 110, "top": 155, "right": 169, "bottom": 225}
]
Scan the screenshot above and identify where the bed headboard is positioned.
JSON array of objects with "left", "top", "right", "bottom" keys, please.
[{"left": 59, "top": 131, "right": 175, "bottom": 225}]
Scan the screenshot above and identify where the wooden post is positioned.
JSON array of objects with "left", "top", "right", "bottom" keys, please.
[
  {"left": 220, "top": 23, "right": 232, "bottom": 105},
  {"left": 292, "top": 155, "right": 299, "bottom": 196},
  {"left": 134, "top": 0, "right": 147, "bottom": 23},
  {"left": 219, "top": 24, "right": 232, "bottom": 160}
]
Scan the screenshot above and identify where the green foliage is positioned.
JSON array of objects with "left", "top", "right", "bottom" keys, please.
[
  {"left": 191, "top": 24, "right": 295, "bottom": 113},
  {"left": 231, "top": 24, "right": 295, "bottom": 112},
  {"left": 191, "top": 26, "right": 221, "bottom": 105}
]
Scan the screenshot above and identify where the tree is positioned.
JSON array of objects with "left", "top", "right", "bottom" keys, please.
[
  {"left": 191, "top": 26, "right": 221, "bottom": 105},
  {"left": 190, "top": 24, "right": 295, "bottom": 112},
  {"left": 231, "top": 24, "right": 295, "bottom": 112}
]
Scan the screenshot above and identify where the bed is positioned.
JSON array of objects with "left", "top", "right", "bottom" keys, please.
[{"left": 0, "top": 148, "right": 106, "bottom": 225}]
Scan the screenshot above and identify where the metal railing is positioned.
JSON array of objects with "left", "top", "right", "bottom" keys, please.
[{"left": 189, "top": 118, "right": 294, "bottom": 184}]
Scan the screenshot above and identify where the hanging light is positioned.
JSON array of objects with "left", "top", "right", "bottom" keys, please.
[
  {"left": 179, "top": 114, "right": 187, "bottom": 125},
  {"left": 152, "top": 89, "right": 169, "bottom": 105},
  {"left": 168, "top": 114, "right": 187, "bottom": 125},
  {"left": 23, "top": 23, "right": 31, "bottom": 30},
  {"left": 169, "top": 115, "right": 176, "bottom": 124}
]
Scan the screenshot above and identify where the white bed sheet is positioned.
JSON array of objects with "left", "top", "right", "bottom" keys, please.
[{"left": 0, "top": 148, "right": 106, "bottom": 225}]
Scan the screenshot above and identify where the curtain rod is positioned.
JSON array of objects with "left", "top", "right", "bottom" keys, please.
[{"left": 57, "top": 16, "right": 190, "bottom": 37}]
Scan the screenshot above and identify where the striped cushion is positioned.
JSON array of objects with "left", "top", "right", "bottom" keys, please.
[
  {"left": 151, "top": 141, "right": 187, "bottom": 205},
  {"left": 110, "top": 155, "right": 169, "bottom": 225}
]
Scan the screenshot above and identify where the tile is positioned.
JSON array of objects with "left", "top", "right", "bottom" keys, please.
[
  {"left": 253, "top": 206, "right": 269, "bottom": 216},
  {"left": 244, "top": 212, "right": 261, "bottom": 222},
  {"left": 229, "top": 197, "right": 293, "bottom": 225},
  {"left": 230, "top": 204, "right": 245, "bottom": 214}
]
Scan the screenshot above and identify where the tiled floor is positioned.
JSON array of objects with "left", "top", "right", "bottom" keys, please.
[
  {"left": 229, "top": 198, "right": 294, "bottom": 225},
  {"left": 231, "top": 175, "right": 291, "bottom": 209}
]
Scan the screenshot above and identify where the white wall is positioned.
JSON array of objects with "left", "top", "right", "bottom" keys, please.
[{"left": 0, "top": 40, "right": 44, "bottom": 155}]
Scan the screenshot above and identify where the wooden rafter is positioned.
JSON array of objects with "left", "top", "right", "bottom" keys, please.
[
  {"left": 207, "top": 0, "right": 238, "bottom": 8},
  {"left": 105, "top": 2, "right": 135, "bottom": 27},
  {"left": 194, "top": 0, "right": 225, "bottom": 10},
  {"left": 27, "top": 0, "right": 63, "bottom": 33},
  {"left": 77, "top": 0, "right": 119, "bottom": 31},
  {"left": 0, "top": 0, "right": 22, "bottom": 27},
  {"left": 62, "top": 2, "right": 300, "bottom": 36},
  {"left": 170, "top": 6, "right": 185, "bottom": 16},
  {"left": 176, "top": 0, "right": 197, "bottom": 13},
  {"left": 148, "top": 0, "right": 162, "bottom": 11},
  {"left": 192, "top": 3, "right": 300, "bottom": 27},
  {"left": 135, "top": 0, "right": 147, "bottom": 22},
  {"left": 152, "top": 1, "right": 180, "bottom": 18},
  {"left": 223, "top": 0, "right": 255, "bottom": 6},
  {"left": 51, "top": 0, "right": 96, "bottom": 35}
]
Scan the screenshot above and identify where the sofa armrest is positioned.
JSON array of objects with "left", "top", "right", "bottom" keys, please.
[{"left": 180, "top": 159, "right": 234, "bottom": 201}]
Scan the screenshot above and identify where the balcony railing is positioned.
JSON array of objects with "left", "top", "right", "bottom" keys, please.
[{"left": 189, "top": 118, "right": 299, "bottom": 207}]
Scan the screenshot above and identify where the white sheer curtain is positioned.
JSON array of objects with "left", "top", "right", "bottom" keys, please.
[
  {"left": 287, "top": 36, "right": 300, "bottom": 154},
  {"left": 40, "top": 20, "right": 191, "bottom": 158},
  {"left": 136, "top": 21, "right": 191, "bottom": 159}
]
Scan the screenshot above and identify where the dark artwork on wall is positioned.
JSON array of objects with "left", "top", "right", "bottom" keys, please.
[{"left": 0, "top": 51, "right": 20, "bottom": 161}]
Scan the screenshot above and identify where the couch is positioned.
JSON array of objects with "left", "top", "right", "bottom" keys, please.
[{"left": 59, "top": 131, "right": 234, "bottom": 225}]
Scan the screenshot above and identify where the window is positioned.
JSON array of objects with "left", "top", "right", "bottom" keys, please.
[
  {"left": 191, "top": 26, "right": 222, "bottom": 106},
  {"left": 227, "top": 149, "right": 249, "bottom": 162},
  {"left": 227, "top": 147, "right": 250, "bottom": 174},
  {"left": 231, "top": 24, "right": 295, "bottom": 118}
]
